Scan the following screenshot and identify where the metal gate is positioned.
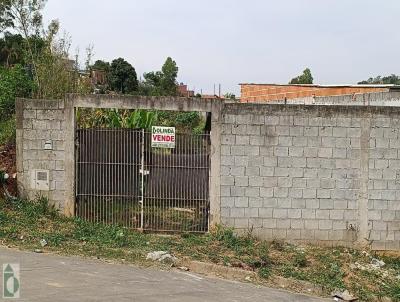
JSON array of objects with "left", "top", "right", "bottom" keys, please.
[{"left": 75, "top": 128, "right": 210, "bottom": 233}]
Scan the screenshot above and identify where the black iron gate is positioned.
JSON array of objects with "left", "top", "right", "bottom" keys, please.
[{"left": 75, "top": 128, "right": 210, "bottom": 232}]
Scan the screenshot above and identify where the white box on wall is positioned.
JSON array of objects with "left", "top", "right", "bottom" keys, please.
[{"left": 30, "top": 170, "right": 50, "bottom": 191}]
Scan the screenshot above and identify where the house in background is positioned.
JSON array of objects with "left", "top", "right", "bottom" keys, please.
[
  {"left": 91, "top": 69, "right": 107, "bottom": 86},
  {"left": 177, "top": 83, "right": 195, "bottom": 97},
  {"left": 240, "top": 83, "right": 400, "bottom": 103}
]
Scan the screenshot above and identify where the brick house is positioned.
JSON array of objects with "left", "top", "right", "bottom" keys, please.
[
  {"left": 240, "top": 83, "right": 400, "bottom": 103},
  {"left": 177, "top": 83, "right": 195, "bottom": 97}
]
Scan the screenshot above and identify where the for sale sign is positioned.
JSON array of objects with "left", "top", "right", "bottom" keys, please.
[{"left": 151, "top": 126, "right": 176, "bottom": 148}]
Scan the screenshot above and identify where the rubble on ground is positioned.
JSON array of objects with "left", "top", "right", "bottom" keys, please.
[
  {"left": 40, "top": 239, "right": 47, "bottom": 247},
  {"left": 146, "top": 251, "right": 177, "bottom": 262},
  {"left": 371, "top": 258, "right": 385, "bottom": 269},
  {"left": 332, "top": 289, "right": 358, "bottom": 301}
]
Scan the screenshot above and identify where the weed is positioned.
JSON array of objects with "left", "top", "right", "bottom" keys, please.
[
  {"left": 2, "top": 199, "right": 400, "bottom": 301},
  {"left": 279, "top": 264, "right": 307, "bottom": 280},
  {"left": 222, "top": 256, "right": 231, "bottom": 266},
  {"left": 256, "top": 241, "right": 270, "bottom": 263},
  {"left": 379, "top": 280, "right": 400, "bottom": 302},
  {"left": 212, "top": 226, "right": 238, "bottom": 247},
  {"left": 316, "top": 262, "right": 346, "bottom": 291},
  {"left": 73, "top": 218, "right": 130, "bottom": 247},
  {"left": 8, "top": 196, "right": 58, "bottom": 221},
  {"left": 45, "top": 233, "right": 67, "bottom": 246},
  {"left": 293, "top": 252, "right": 308, "bottom": 268},
  {"left": 350, "top": 282, "right": 376, "bottom": 301},
  {"left": 35, "top": 196, "right": 58, "bottom": 218},
  {"left": 271, "top": 239, "right": 285, "bottom": 251},
  {"left": 381, "top": 256, "right": 400, "bottom": 274},
  {"left": 258, "top": 267, "right": 271, "bottom": 279}
]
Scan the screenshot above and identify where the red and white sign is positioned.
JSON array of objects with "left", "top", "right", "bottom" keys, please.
[{"left": 151, "top": 126, "right": 176, "bottom": 148}]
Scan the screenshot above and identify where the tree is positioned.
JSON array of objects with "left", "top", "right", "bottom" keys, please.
[
  {"left": 0, "top": 0, "right": 14, "bottom": 32},
  {"left": 92, "top": 59, "right": 110, "bottom": 72},
  {"left": 0, "top": 0, "right": 48, "bottom": 90},
  {"left": 160, "top": 57, "right": 178, "bottom": 95},
  {"left": 141, "top": 57, "right": 179, "bottom": 96},
  {"left": 0, "top": 0, "right": 91, "bottom": 117},
  {"left": 289, "top": 68, "right": 313, "bottom": 84},
  {"left": 109, "top": 58, "right": 138, "bottom": 94},
  {"left": 358, "top": 74, "right": 400, "bottom": 85},
  {"left": 0, "top": 33, "right": 24, "bottom": 67}
]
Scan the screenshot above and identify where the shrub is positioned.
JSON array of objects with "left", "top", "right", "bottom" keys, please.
[
  {"left": 0, "top": 65, "right": 33, "bottom": 118},
  {"left": 0, "top": 117, "right": 16, "bottom": 145}
]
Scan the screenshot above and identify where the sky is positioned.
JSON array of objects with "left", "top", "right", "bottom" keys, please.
[{"left": 44, "top": 0, "right": 400, "bottom": 95}]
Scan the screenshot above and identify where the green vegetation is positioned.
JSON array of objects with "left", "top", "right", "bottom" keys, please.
[
  {"left": 80, "top": 56, "right": 204, "bottom": 133},
  {"left": 0, "top": 0, "right": 92, "bottom": 122},
  {"left": 0, "top": 1, "right": 197, "bottom": 138},
  {"left": 0, "top": 64, "right": 33, "bottom": 118},
  {"left": 140, "top": 57, "right": 179, "bottom": 96},
  {"left": 2, "top": 196, "right": 400, "bottom": 301},
  {"left": 76, "top": 108, "right": 205, "bottom": 134},
  {"left": 76, "top": 109, "right": 158, "bottom": 130},
  {"left": 358, "top": 74, "right": 400, "bottom": 85},
  {"left": 289, "top": 68, "right": 313, "bottom": 84},
  {"left": 109, "top": 58, "right": 138, "bottom": 94},
  {"left": 0, "top": 116, "right": 15, "bottom": 146},
  {"left": 91, "top": 56, "right": 181, "bottom": 97}
]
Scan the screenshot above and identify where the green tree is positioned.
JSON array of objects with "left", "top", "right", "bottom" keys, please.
[
  {"left": 109, "top": 58, "right": 138, "bottom": 94},
  {"left": 0, "top": 33, "right": 46, "bottom": 70},
  {"left": 289, "top": 68, "right": 313, "bottom": 84},
  {"left": 92, "top": 59, "right": 110, "bottom": 72},
  {"left": 160, "top": 57, "right": 178, "bottom": 95},
  {"left": 0, "top": 64, "right": 33, "bottom": 117},
  {"left": 358, "top": 74, "right": 400, "bottom": 85},
  {"left": 141, "top": 57, "right": 178, "bottom": 96},
  {"left": 0, "top": 0, "right": 14, "bottom": 32},
  {"left": 0, "top": 0, "right": 48, "bottom": 91},
  {"left": 141, "top": 71, "right": 163, "bottom": 95},
  {"left": 0, "top": 33, "right": 24, "bottom": 67}
]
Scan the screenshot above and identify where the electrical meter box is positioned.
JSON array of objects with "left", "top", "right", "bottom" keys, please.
[{"left": 31, "top": 170, "right": 50, "bottom": 191}]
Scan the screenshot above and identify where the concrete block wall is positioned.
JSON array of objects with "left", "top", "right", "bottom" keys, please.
[
  {"left": 16, "top": 99, "right": 66, "bottom": 211},
  {"left": 249, "top": 91, "right": 400, "bottom": 107},
  {"left": 220, "top": 104, "right": 400, "bottom": 249},
  {"left": 15, "top": 94, "right": 400, "bottom": 250}
]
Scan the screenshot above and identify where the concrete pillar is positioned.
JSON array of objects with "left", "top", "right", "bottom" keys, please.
[
  {"left": 209, "top": 102, "right": 222, "bottom": 227},
  {"left": 64, "top": 96, "right": 75, "bottom": 217},
  {"left": 356, "top": 114, "right": 371, "bottom": 248}
]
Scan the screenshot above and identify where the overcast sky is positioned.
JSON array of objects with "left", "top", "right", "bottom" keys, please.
[{"left": 44, "top": 0, "right": 400, "bottom": 95}]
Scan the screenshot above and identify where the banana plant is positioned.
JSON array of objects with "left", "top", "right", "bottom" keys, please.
[
  {"left": 77, "top": 108, "right": 159, "bottom": 130},
  {"left": 126, "top": 109, "right": 157, "bottom": 129}
]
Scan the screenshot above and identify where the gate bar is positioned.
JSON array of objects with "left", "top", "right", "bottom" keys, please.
[{"left": 139, "top": 129, "right": 145, "bottom": 231}]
